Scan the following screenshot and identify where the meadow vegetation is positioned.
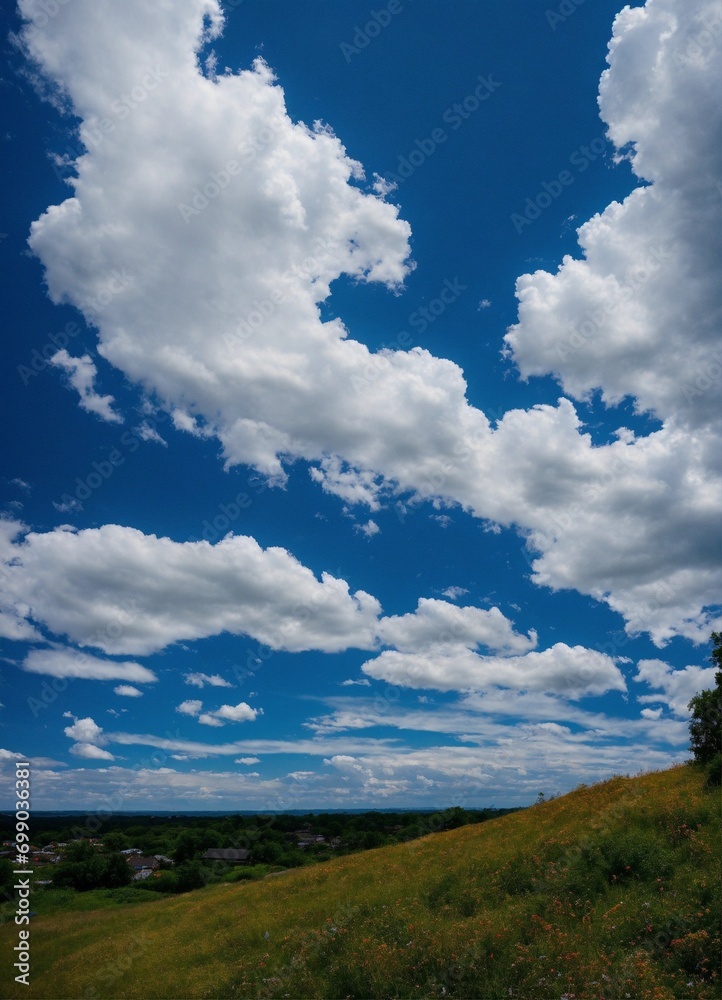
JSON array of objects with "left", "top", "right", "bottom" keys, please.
[{"left": 0, "top": 763, "right": 719, "bottom": 999}]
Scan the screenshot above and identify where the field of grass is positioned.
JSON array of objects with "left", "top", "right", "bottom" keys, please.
[{"left": 1, "top": 764, "right": 719, "bottom": 999}]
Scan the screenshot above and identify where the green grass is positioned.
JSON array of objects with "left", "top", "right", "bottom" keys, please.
[
  {"left": 0, "top": 764, "right": 719, "bottom": 999},
  {"left": 27, "top": 885, "right": 173, "bottom": 917}
]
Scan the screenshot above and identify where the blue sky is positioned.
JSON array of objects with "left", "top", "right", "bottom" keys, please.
[{"left": 1, "top": 0, "right": 720, "bottom": 810}]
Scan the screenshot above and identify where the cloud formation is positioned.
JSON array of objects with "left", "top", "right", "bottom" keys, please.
[
  {"left": 362, "top": 643, "right": 626, "bottom": 698},
  {"left": 184, "top": 672, "right": 233, "bottom": 688},
  {"left": 17, "top": 0, "right": 720, "bottom": 647},
  {"left": 634, "top": 657, "right": 718, "bottom": 716},
  {"left": 0, "top": 520, "right": 543, "bottom": 672},
  {"left": 22, "top": 647, "right": 157, "bottom": 683},
  {"left": 1, "top": 521, "right": 380, "bottom": 655},
  {"left": 48, "top": 349, "right": 121, "bottom": 423}
]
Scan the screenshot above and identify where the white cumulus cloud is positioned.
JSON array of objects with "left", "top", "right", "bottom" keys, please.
[
  {"left": 363, "top": 643, "right": 626, "bottom": 699},
  {"left": 176, "top": 700, "right": 203, "bottom": 716},
  {"left": 15, "top": 0, "right": 721, "bottom": 646},
  {"left": 199, "top": 702, "right": 260, "bottom": 726},
  {"left": 634, "top": 657, "right": 717, "bottom": 716},
  {"left": 1, "top": 522, "right": 380, "bottom": 655}
]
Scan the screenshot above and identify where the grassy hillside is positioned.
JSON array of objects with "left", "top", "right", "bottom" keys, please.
[{"left": 1, "top": 764, "right": 719, "bottom": 999}]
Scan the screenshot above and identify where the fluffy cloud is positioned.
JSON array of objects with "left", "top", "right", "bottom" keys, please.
[
  {"left": 184, "top": 672, "right": 232, "bottom": 688},
  {"left": 199, "top": 701, "right": 259, "bottom": 726},
  {"left": 1, "top": 521, "right": 380, "bottom": 655},
  {"left": 177, "top": 698, "right": 259, "bottom": 726},
  {"left": 502, "top": 0, "right": 722, "bottom": 641},
  {"left": 48, "top": 349, "right": 121, "bottom": 423},
  {"left": 506, "top": 0, "right": 721, "bottom": 427},
  {"left": 2, "top": 522, "right": 549, "bottom": 677},
  {"left": 23, "top": 647, "right": 157, "bottom": 683},
  {"left": 113, "top": 685, "right": 143, "bottom": 697},
  {"left": 634, "top": 657, "right": 717, "bottom": 716},
  {"left": 63, "top": 715, "right": 115, "bottom": 760},
  {"left": 176, "top": 699, "right": 203, "bottom": 716},
  {"left": 362, "top": 643, "right": 626, "bottom": 698},
  {"left": 63, "top": 715, "right": 106, "bottom": 743},
  {"left": 376, "top": 598, "right": 536, "bottom": 656},
  {"left": 365, "top": 599, "right": 623, "bottom": 699},
  {"left": 17, "top": 0, "right": 721, "bottom": 645}
]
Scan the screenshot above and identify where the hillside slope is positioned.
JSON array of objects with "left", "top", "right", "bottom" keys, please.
[{"left": 1, "top": 765, "right": 719, "bottom": 999}]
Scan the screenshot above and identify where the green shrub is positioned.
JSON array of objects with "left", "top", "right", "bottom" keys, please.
[
  {"left": 597, "top": 829, "right": 672, "bottom": 883},
  {"left": 493, "top": 853, "right": 539, "bottom": 896},
  {"left": 704, "top": 751, "right": 722, "bottom": 787}
]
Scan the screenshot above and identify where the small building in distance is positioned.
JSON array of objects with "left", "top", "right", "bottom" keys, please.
[
  {"left": 202, "top": 848, "right": 250, "bottom": 864},
  {"left": 125, "top": 855, "right": 159, "bottom": 872}
]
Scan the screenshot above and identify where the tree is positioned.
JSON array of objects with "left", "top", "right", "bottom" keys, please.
[
  {"left": 102, "top": 853, "right": 132, "bottom": 889},
  {"left": 173, "top": 829, "right": 206, "bottom": 864},
  {"left": 688, "top": 632, "right": 722, "bottom": 765},
  {"left": 102, "top": 831, "right": 129, "bottom": 852}
]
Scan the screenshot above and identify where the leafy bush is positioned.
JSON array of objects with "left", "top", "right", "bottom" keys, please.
[
  {"left": 52, "top": 845, "right": 131, "bottom": 892},
  {"left": 493, "top": 852, "right": 539, "bottom": 896},
  {"left": 562, "top": 829, "right": 672, "bottom": 895},
  {"left": 597, "top": 829, "right": 672, "bottom": 883},
  {"left": 704, "top": 750, "right": 721, "bottom": 787},
  {"left": 688, "top": 632, "right": 722, "bottom": 765}
]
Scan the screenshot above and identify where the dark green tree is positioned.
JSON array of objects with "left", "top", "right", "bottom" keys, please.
[
  {"left": 102, "top": 831, "right": 129, "bottom": 852},
  {"left": 101, "top": 852, "right": 132, "bottom": 888},
  {"left": 174, "top": 860, "right": 206, "bottom": 893},
  {"left": 172, "top": 829, "right": 207, "bottom": 864},
  {"left": 688, "top": 631, "right": 722, "bottom": 766}
]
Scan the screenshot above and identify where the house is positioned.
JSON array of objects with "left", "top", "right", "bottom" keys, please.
[
  {"left": 31, "top": 853, "right": 60, "bottom": 865},
  {"left": 201, "top": 848, "right": 250, "bottom": 864},
  {"left": 125, "top": 855, "right": 159, "bottom": 871},
  {"left": 296, "top": 834, "right": 327, "bottom": 848},
  {"left": 153, "top": 854, "right": 174, "bottom": 865}
]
